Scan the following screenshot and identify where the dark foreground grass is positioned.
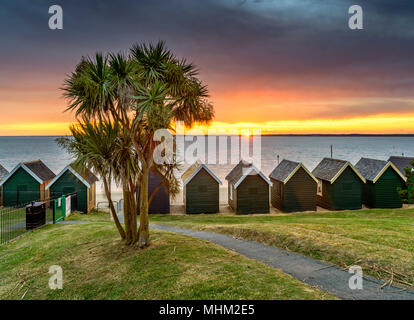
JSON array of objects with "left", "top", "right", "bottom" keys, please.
[
  {"left": 0, "top": 221, "right": 333, "bottom": 300},
  {"left": 150, "top": 208, "right": 414, "bottom": 287}
]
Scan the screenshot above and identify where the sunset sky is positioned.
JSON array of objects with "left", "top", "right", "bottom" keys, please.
[{"left": 1, "top": 0, "right": 414, "bottom": 135}]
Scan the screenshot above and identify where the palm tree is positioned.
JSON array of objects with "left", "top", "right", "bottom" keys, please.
[
  {"left": 62, "top": 41, "right": 214, "bottom": 247},
  {"left": 56, "top": 120, "right": 126, "bottom": 239},
  {"left": 130, "top": 41, "right": 213, "bottom": 247}
]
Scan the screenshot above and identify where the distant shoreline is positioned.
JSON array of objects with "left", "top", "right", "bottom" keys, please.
[{"left": 1, "top": 134, "right": 414, "bottom": 138}]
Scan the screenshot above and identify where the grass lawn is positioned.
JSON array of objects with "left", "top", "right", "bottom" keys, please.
[
  {"left": 0, "top": 221, "right": 333, "bottom": 300},
  {"left": 150, "top": 208, "right": 414, "bottom": 287},
  {"left": 66, "top": 209, "right": 112, "bottom": 222}
]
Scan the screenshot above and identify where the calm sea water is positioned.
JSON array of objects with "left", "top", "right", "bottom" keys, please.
[{"left": 0, "top": 136, "right": 413, "bottom": 194}]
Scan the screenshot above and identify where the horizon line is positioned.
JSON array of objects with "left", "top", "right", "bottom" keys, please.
[{"left": 1, "top": 133, "right": 414, "bottom": 137}]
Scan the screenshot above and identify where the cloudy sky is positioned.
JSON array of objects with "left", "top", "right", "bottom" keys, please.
[{"left": 1, "top": 0, "right": 414, "bottom": 134}]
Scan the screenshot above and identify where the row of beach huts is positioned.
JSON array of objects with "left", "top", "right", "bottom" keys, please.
[
  {"left": 0, "top": 160, "right": 98, "bottom": 213},
  {"left": 0, "top": 156, "right": 412, "bottom": 215},
  {"left": 153, "top": 156, "right": 413, "bottom": 214}
]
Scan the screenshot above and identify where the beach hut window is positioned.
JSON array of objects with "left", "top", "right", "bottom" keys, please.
[
  {"left": 198, "top": 185, "right": 207, "bottom": 193},
  {"left": 229, "top": 185, "right": 233, "bottom": 200},
  {"left": 317, "top": 180, "right": 323, "bottom": 196}
]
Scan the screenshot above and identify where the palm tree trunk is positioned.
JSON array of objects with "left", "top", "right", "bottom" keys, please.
[
  {"left": 138, "top": 163, "right": 150, "bottom": 247},
  {"left": 123, "top": 186, "right": 133, "bottom": 245},
  {"left": 103, "top": 177, "right": 125, "bottom": 239}
]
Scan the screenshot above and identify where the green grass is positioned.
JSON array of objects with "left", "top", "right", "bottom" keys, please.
[
  {"left": 66, "top": 209, "right": 111, "bottom": 222},
  {"left": 0, "top": 221, "right": 333, "bottom": 300},
  {"left": 150, "top": 208, "right": 414, "bottom": 287}
]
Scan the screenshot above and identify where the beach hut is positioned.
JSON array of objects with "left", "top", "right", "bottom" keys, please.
[
  {"left": 0, "top": 164, "right": 9, "bottom": 206},
  {"left": 269, "top": 159, "right": 318, "bottom": 212},
  {"left": 388, "top": 156, "right": 414, "bottom": 203},
  {"left": 181, "top": 162, "right": 222, "bottom": 214},
  {"left": 0, "top": 160, "right": 55, "bottom": 207},
  {"left": 46, "top": 164, "right": 98, "bottom": 213},
  {"left": 388, "top": 156, "right": 414, "bottom": 176},
  {"left": 355, "top": 158, "right": 406, "bottom": 208},
  {"left": 225, "top": 160, "right": 272, "bottom": 214},
  {"left": 137, "top": 169, "right": 170, "bottom": 214},
  {"left": 312, "top": 158, "right": 366, "bottom": 211}
]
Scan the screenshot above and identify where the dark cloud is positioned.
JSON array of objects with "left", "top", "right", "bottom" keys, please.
[{"left": 1, "top": 0, "right": 414, "bottom": 121}]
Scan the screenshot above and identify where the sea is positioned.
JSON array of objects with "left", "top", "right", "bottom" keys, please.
[{"left": 0, "top": 135, "right": 413, "bottom": 202}]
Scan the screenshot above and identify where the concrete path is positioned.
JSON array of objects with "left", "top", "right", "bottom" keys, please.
[{"left": 150, "top": 224, "right": 414, "bottom": 300}]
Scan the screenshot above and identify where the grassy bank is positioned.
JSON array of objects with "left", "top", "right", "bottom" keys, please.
[
  {"left": 0, "top": 221, "right": 333, "bottom": 300},
  {"left": 150, "top": 208, "right": 414, "bottom": 287}
]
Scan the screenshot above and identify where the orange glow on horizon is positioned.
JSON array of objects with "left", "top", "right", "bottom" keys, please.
[{"left": 1, "top": 114, "right": 414, "bottom": 136}]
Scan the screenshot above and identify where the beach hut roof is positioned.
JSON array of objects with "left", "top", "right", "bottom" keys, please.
[
  {"left": 23, "top": 160, "right": 56, "bottom": 181},
  {"left": 269, "top": 159, "right": 318, "bottom": 184},
  {"left": 388, "top": 156, "right": 414, "bottom": 176},
  {"left": 181, "top": 161, "right": 222, "bottom": 186},
  {"left": 0, "top": 160, "right": 55, "bottom": 186},
  {"left": 46, "top": 163, "right": 98, "bottom": 190},
  {"left": 0, "top": 164, "right": 9, "bottom": 181},
  {"left": 312, "top": 158, "right": 365, "bottom": 184},
  {"left": 225, "top": 160, "right": 272, "bottom": 188},
  {"left": 355, "top": 158, "right": 406, "bottom": 183}
]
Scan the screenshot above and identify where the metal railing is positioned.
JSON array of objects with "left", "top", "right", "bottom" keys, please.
[
  {"left": 0, "top": 192, "right": 78, "bottom": 246},
  {"left": 96, "top": 199, "right": 123, "bottom": 213}
]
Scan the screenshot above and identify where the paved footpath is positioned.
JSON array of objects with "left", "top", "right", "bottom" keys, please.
[
  {"left": 63, "top": 218, "right": 414, "bottom": 300},
  {"left": 150, "top": 224, "right": 414, "bottom": 300}
]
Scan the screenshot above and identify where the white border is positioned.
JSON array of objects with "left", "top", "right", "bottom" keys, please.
[
  {"left": 0, "top": 162, "right": 44, "bottom": 186},
  {"left": 234, "top": 165, "right": 272, "bottom": 189},
  {"left": 45, "top": 165, "right": 91, "bottom": 190},
  {"left": 372, "top": 161, "right": 407, "bottom": 183},
  {"left": 282, "top": 163, "right": 319, "bottom": 184},
  {"left": 182, "top": 164, "right": 222, "bottom": 186},
  {"left": 330, "top": 162, "right": 366, "bottom": 184}
]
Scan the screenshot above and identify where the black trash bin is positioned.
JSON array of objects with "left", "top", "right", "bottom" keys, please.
[{"left": 26, "top": 202, "right": 46, "bottom": 230}]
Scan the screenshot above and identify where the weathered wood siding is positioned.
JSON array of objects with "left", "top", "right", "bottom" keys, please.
[
  {"left": 49, "top": 170, "right": 88, "bottom": 213},
  {"left": 277, "top": 167, "right": 316, "bottom": 212},
  {"left": 185, "top": 168, "right": 219, "bottom": 214},
  {"left": 3, "top": 167, "right": 40, "bottom": 206},
  {"left": 317, "top": 167, "right": 363, "bottom": 210},
  {"left": 363, "top": 167, "right": 404, "bottom": 208},
  {"left": 236, "top": 175, "right": 269, "bottom": 214}
]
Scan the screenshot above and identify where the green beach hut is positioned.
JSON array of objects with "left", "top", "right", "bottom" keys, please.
[
  {"left": 269, "top": 159, "right": 318, "bottom": 212},
  {"left": 0, "top": 163, "right": 9, "bottom": 206},
  {"left": 312, "top": 158, "right": 366, "bottom": 211},
  {"left": 181, "top": 162, "right": 222, "bottom": 214},
  {"left": 388, "top": 156, "right": 414, "bottom": 203},
  {"left": 355, "top": 158, "right": 406, "bottom": 208},
  {"left": 226, "top": 160, "right": 272, "bottom": 214},
  {"left": 46, "top": 164, "right": 98, "bottom": 213},
  {"left": 0, "top": 160, "right": 56, "bottom": 207}
]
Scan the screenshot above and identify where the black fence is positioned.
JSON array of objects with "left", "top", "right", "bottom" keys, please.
[{"left": 0, "top": 192, "right": 78, "bottom": 246}]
